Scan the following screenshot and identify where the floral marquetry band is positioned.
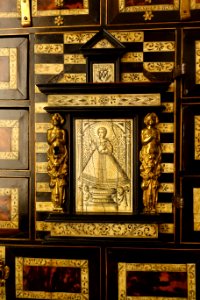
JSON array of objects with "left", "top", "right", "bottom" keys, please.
[{"left": 50, "top": 223, "right": 158, "bottom": 238}]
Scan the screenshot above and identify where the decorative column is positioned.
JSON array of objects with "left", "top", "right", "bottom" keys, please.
[
  {"left": 140, "top": 112, "right": 162, "bottom": 214},
  {"left": 47, "top": 113, "right": 68, "bottom": 212}
]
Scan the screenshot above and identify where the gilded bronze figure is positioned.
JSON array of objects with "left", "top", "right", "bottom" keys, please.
[
  {"left": 140, "top": 112, "right": 162, "bottom": 214},
  {"left": 47, "top": 113, "right": 68, "bottom": 211}
]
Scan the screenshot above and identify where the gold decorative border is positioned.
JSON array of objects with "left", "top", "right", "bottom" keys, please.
[
  {"left": 0, "top": 188, "right": 19, "bottom": 229},
  {"left": 32, "top": 0, "right": 89, "bottom": 17},
  {"left": 35, "top": 202, "right": 172, "bottom": 213},
  {"left": 64, "top": 54, "right": 86, "bottom": 64},
  {"left": 121, "top": 52, "right": 143, "bottom": 63},
  {"left": 118, "top": 262, "right": 196, "bottom": 299},
  {"left": 157, "top": 123, "right": 174, "bottom": 133},
  {"left": 15, "top": 257, "right": 89, "bottom": 299},
  {"left": 110, "top": 31, "right": 144, "bottom": 42},
  {"left": 143, "top": 41, "right": 175, "bottom": 52},
  {"left": 0, "top": 0, "right": 21, "bottom": 18},
  {"left": 157, "top": 203, "right": 172, "bottom": 213},
  {"left": 163, "top": 103, "right": 174, "bottom": 113},
  {"left": 0, "top": 246, "right": 6, "bottom": 300},
  {"left": 35, "top": 162, "right": 48, "bottom": 174},
  {"left": 35, "top": 63, "right": 63, "bottom": 75},
  {"left": 0, "top": 120, "right": 19, "bottom": 160},
  {"left": 0, "top": 48, "right": 17, "bottom": 89},
  {"left": 36, "top": 182, "right": 50, "bottom": 193},
  {"left": 64, "top": 31, "right": 144, "bottom": 44},
  {"left": 118, "top": 0, "right": 179, "bottom": 12},
  {"left": 58, "top": 73, "right": 86, "bottom": 83},
  {"left": 34, "top": 44, "right": 64, "bottom": 54},
  {"left": 159, "top": 223, "right": 174, "bottom": 234},
  {"left": 195, "top": 115, "right": 200, "bottom": 159},
  {"left": 93, "top": 39, "right": 114, "bottom": 48},
  {"left": 64, "top": 32, "right": 96, "bottom": 44},
  {"left": 193, "top": 188, "right": 200, "bottom": 231},
  {"left": 161, "top": 163, "right": 175, "bottom": 173},
  {"left": 36, "top": 220, "right": 158, "bottom": 239},
  {"left": 50, "top": 223, "right": 158, "bottom": 238},
  {"left": 159, "top": 183, "right": 174, "bottom": 193},
  {"left": 191, "top": 0, "right": 200, "bottom": 9},
  {"left": 48, "top": 93, "right": 161, "bottom": 107},
  {"left": 143, "top": 62, "right": 174, "bottom": 72},
  {"left": 195, "top": 41, "right": 200, "bottom": 84},
  {"left": 161, "top": 143, "right": 174, "bottom": 153},
  {"left": 121, "top": 73, "right": 149, "bottom": 82}
]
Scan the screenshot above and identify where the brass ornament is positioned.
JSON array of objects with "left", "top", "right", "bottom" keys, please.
[
  {"left": 180, "top": 0, "right": 191, "bottom": 20},
  {"left": 143, "top": 10, "right": 154, "bottom": 21},
  {"left": 20, "top": 0, "right": 31, "bottom": 27},
  {"left": 47, "top": 113, "right": 68, "bottom": 211},
  {"left": 54, "top": 15, "right": 64, "bottom": 26},
  {"left": 0, "top": 260, "right": 9, "bottom": 286},
  {"left": 140, "top": 112, "right": 162, "bottom": 214}
]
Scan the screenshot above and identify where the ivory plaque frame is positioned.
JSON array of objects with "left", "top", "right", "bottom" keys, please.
[{"left": 75, "top": 118, "right": 133, "bottom": 214}]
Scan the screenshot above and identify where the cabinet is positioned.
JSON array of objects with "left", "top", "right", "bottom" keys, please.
[{"left": 0, "top": 1, "right": 200, "bottom": 299}]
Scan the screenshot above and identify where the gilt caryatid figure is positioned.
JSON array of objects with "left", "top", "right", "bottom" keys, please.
[
  {"left": 47, "top": 113, "right": 68, "bottom": 211},
  {"left": 140, "top": 112, "right": 162, "bottom": 214}
]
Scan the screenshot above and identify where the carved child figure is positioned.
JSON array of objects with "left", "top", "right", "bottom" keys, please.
[
  {"left": 140, "top": 112, "right": 162, "bottom": 214},
  {"left": 47, "top": 113, "right": 68, "bottom": 211}
]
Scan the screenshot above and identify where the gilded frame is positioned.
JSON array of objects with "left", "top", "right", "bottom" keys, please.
[
  {"left": 16, "top": 257, "right": 89, "bottom": 299},
  {"left": 31, "top": 0, "right": 100, "bottom": 27},
  {"left": 106, "top": 248, "right": 199, "bottom": 299},
  {"left": 119, "top": 262, "right": 194, "bottom": 299},
  {"left": 107, "top": 0, "right": 180, "bottom": 24}
]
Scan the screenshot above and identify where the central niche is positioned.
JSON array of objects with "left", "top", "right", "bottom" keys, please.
[{"left": 75, "top": 118, "right": 133, "bottom": 213}]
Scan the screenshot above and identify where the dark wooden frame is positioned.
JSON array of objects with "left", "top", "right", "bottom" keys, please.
[
  {"left": 181, "top": 176, "right": 200, "bottom": 243},
  {"left": 45, "top": 106, "right": 141, "bottom": 217},
  {"left": 182, "top": 104, "right": 200, "bottom": 174},
  {"left": 0, "top": 177, "right": 29, "bottom": 239},
  {"left": 0, "top": 109, "right": 29, "bottom": 170},
  {"left": 0, "top": 37, "right": 28, "bottom": 99},
  {"left": 107, "top": 0, "right": 180, "bottom": 25},
  {"left": 5, "top": 245, "right": 101, "bottom": 300},
  {"left": 0, "top": 109, "right": 29, "bottom": 169},
  {"left": 31, "top": 0, "right": 101, "bottom": 27},
  {"left": 36, "top": 81, "right": 171, "bottom": 240},
  {"left": 106, "top": 247, "right": 200, "bottom": 300},
  {"left": 182, "top": 29, "right": 200, "bottom": 98}
]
